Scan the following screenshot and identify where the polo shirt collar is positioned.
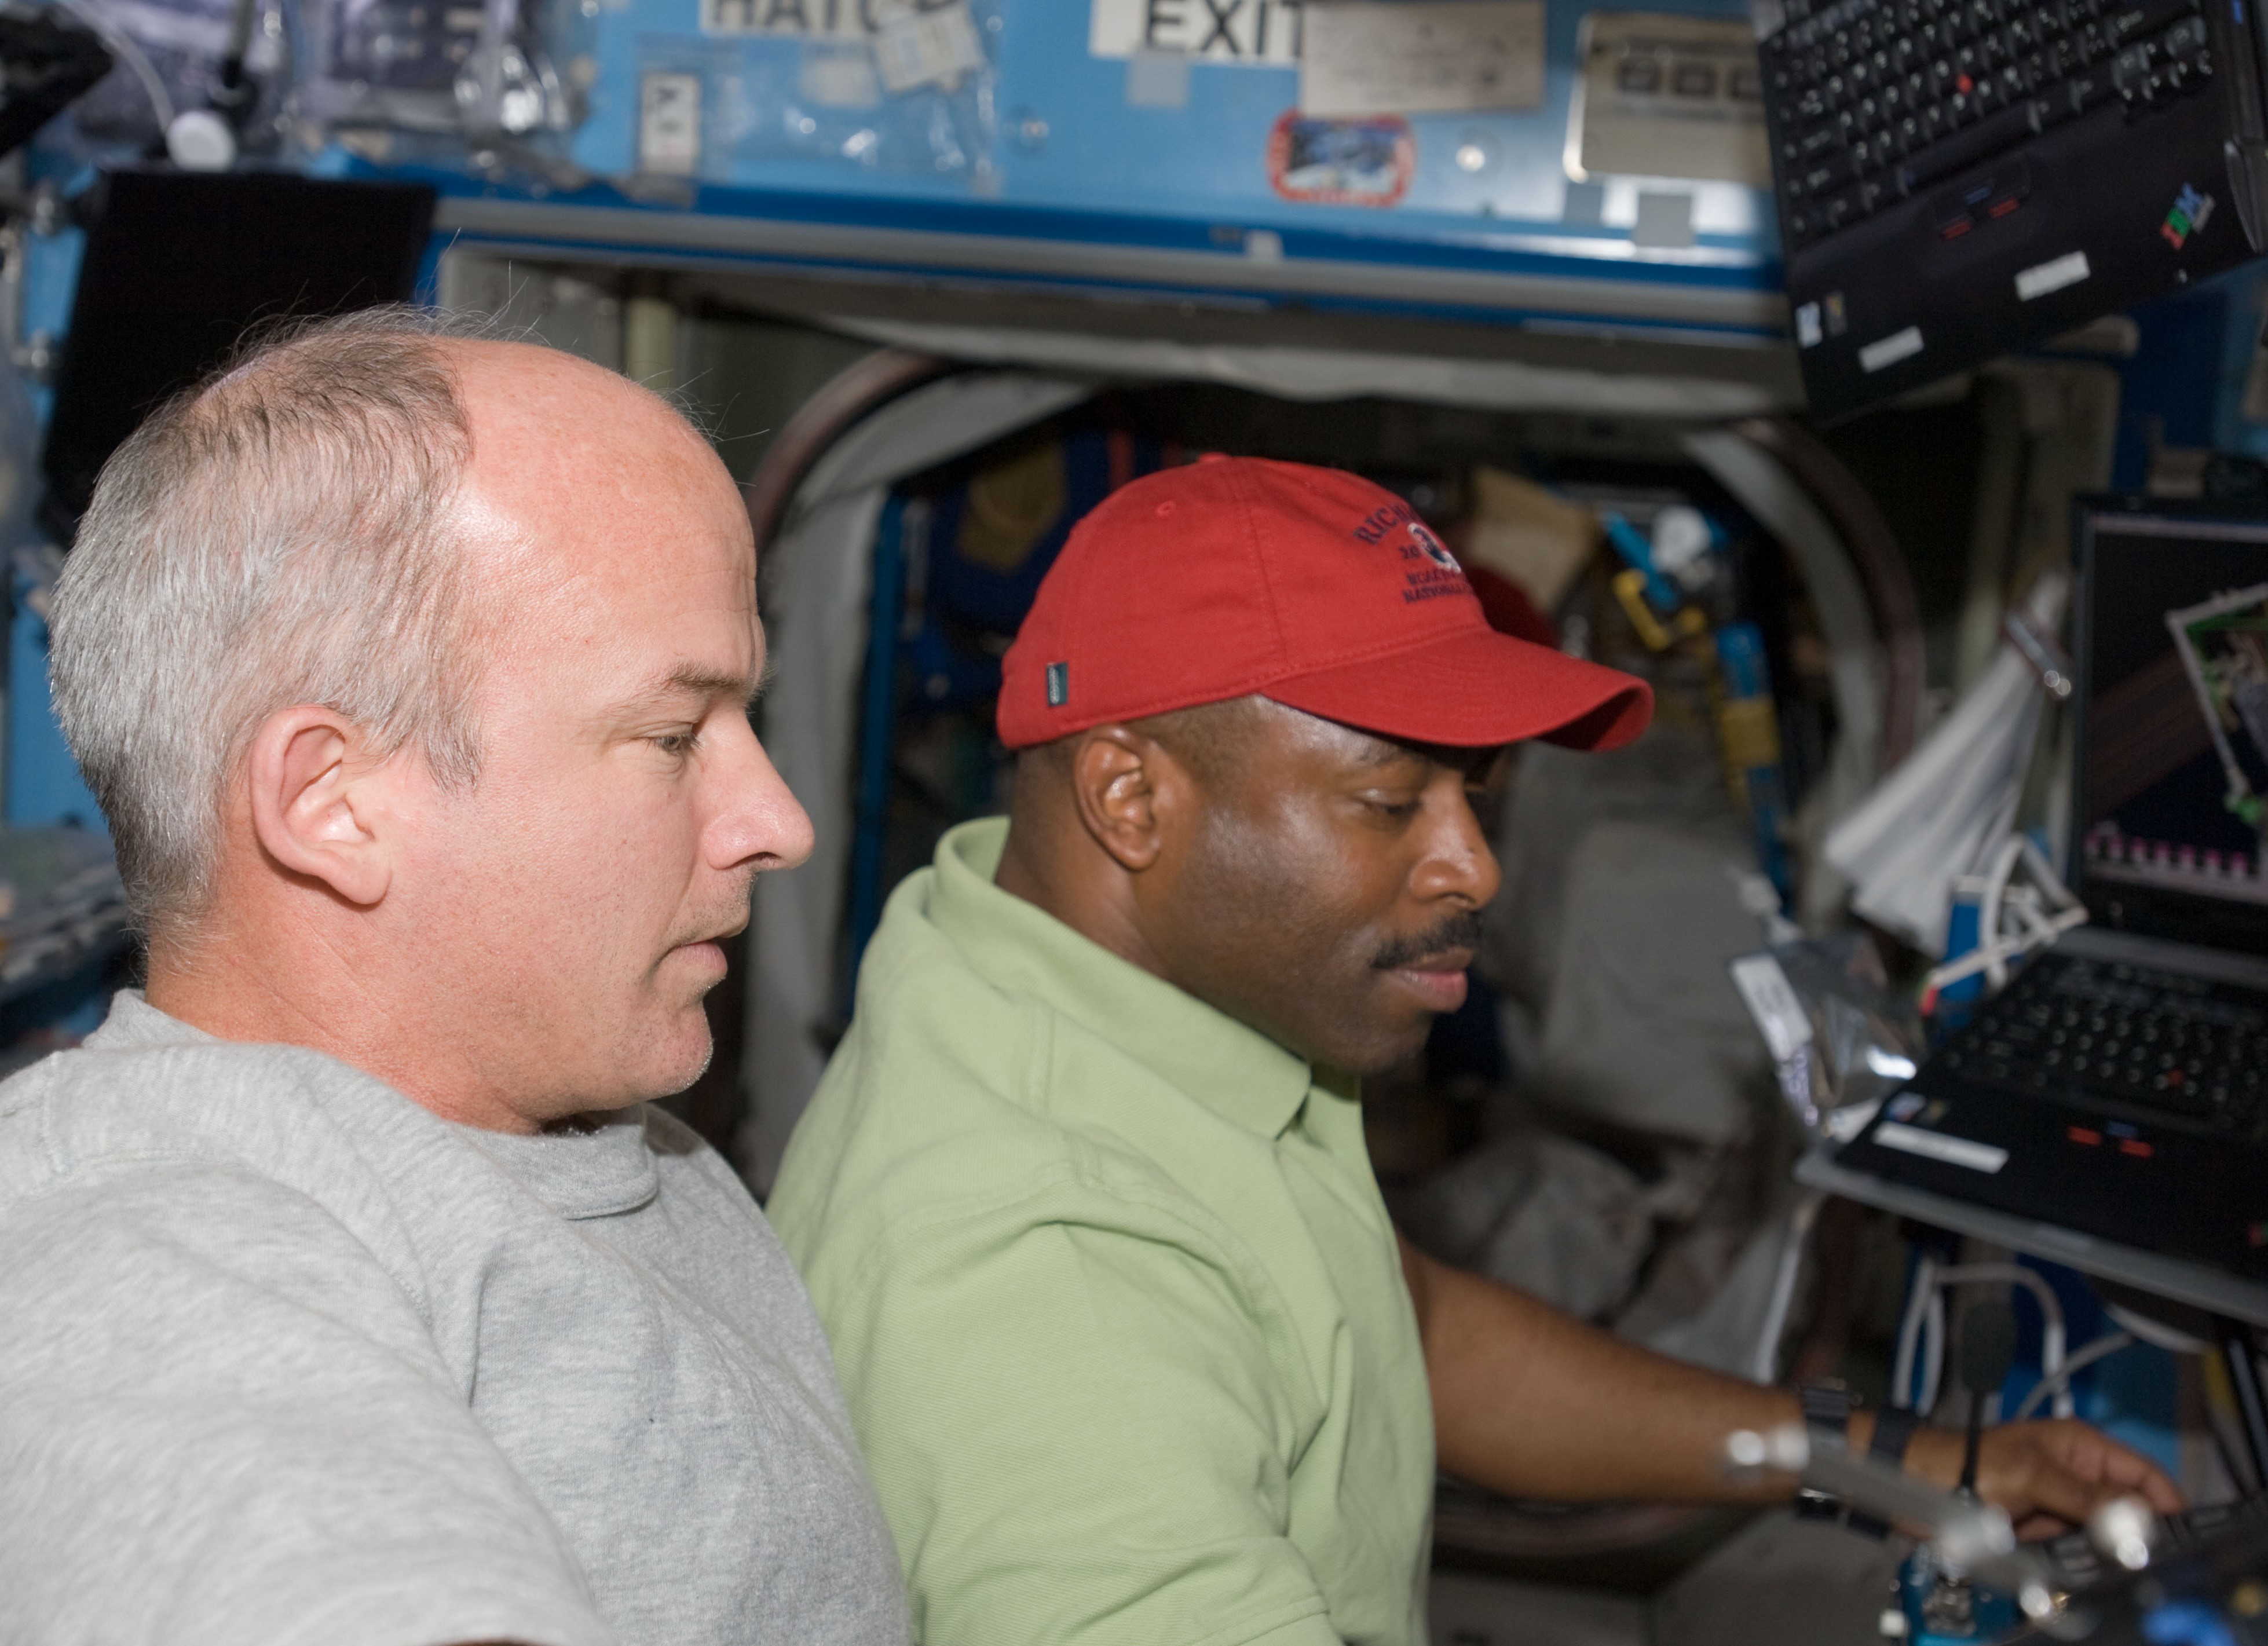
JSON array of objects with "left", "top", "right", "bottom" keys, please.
[{"left": 926, "top": 818, "right": 1315, "bottom": 1140}]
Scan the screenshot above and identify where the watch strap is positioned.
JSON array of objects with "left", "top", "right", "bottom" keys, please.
[
  {"left": 1799, "top": 1381, "right": 1854, "bottom": 1446},
  {"left": 1868, "top": 1405, "right": 1923, "bottom": 1468},
  {"left": 1846, "top": 1404, "right": 1923, "bottom": 1539}
]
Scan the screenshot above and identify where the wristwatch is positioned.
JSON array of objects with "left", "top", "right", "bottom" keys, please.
[{"left": 1794, "top": 1380, "right": 1853, "bottom": 1521}]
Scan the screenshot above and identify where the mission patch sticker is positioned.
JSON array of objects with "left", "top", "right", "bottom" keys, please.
[{"left": 1267, "top": 111, "right": 1415, "bottom": 206}]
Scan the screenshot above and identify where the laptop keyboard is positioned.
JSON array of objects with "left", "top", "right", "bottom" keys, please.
[
  {"left": 1936, "top": 952, "right": 2268, "bottom": 1137},
  {"left": 1762, "top": 0, "right": 2216, "bottom": 248}
]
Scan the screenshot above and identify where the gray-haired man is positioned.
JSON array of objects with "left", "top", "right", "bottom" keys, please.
[{"left": 0, "top": 312, "right": 909, "bottom": 1646}]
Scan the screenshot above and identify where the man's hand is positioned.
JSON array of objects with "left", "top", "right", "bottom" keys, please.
[
  {"left": 1900, "top": 1418, "right": 2185, "bottom": 1537},
  {"left": 1402, "top": 1234, "right": 2190, "bottom": 1527}
]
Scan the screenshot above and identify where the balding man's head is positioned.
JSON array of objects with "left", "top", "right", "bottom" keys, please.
[
  {"left": 50, "top": 309, "right": 683, "bottom": 940},
  {"left": 53, "top": 305, "right": 813, "bottom": 1129}
]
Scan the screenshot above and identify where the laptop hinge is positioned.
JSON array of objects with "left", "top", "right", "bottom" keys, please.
[{"left": 2060, "top": 924, "right": 2268, "bottom": 990}]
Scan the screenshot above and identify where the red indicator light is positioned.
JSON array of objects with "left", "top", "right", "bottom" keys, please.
[
  {"left": 2119, "top": 1138, "right": 2155, "bottom": 1158},
  {"left": 2068, "top": 1126, "right": 2102, "bottom": 1146}
]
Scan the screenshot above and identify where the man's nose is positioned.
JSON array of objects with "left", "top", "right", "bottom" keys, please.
[
  {"left": 1411, "top": 782, "right": 1502, "bottom": 909},
  {"left": 708, "top": 715, "right": 815, "bottom": 875}
]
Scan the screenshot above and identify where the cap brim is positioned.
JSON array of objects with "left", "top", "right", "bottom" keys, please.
[{"left": 1262, "top": 627, "right": 1654, "bottom": 752}]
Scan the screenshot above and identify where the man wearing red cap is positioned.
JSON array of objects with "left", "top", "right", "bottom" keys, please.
[{"left": 768, "top": 458, "right": 2176, "bottom": 1646}]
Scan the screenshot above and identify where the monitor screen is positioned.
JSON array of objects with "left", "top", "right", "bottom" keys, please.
[
  {"left": 2075, "top": 504, "right": 2268, "bottom": 953},
  {"left": 41, "top": 166, "right": 436, "bottom": 537}
]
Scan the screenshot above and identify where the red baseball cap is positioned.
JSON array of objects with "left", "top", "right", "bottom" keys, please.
[{"left": 997, "top": 456, "right": 1653, "bottom": 753}]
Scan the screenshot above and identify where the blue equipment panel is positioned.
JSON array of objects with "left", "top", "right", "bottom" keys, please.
[
  {"left": 409, "top": 0, "right": 1788, "bottom": 343},
  {"left": 1, "top": 0, "right": 1800, "bottom": 822}
]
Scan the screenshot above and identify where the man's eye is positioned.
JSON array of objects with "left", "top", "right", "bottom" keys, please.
[
  {"left": 1366, "top": 796, "right": 1423, "bottom": 820},
  {"left": 652, "top": 733, "right": 697, "bottom": 757}
]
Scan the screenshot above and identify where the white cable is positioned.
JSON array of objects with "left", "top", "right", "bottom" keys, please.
[
  {"left": 1923, "top": 834, "right": 2089, "bottom": 997},
  {"left": 1937, "top": 1264, "right": 2069, "bottom": 1378},
  {"left": 2013, "top": 1333, "right": 2137, "bottom": 1422},
  {"left": 52, "top": 0, "right": 176, "bottom": 130},
  {"left": 2104, "top": 1301, "right": 2214, "bottom": 1356},
  {"left": 1978, "top": 836, "right": 2020, "bottom": 994},
  {"left": 1893, "top": 1252, "right": 1939, "bottom": 1409},
  {"left": 1938, "top": 1264, "right": 2071, "bottom": 1415},
  {"left": 1921, "top": 1285, "right": 1947, "bottom": 1416},
  {"left": 1899, "top": 1262, "right": 2073, "bottom": 1418}
]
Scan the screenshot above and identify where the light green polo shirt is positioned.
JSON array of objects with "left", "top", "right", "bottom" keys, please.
[{"left": 769, "top": 817, "right": 1435, "bottom": 1646}]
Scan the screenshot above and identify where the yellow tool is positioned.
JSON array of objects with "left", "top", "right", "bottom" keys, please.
[{"left": 1612, "top": 568, "right": 1706, "bottom": 652}]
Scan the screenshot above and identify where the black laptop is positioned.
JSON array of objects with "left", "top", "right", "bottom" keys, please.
[
  {"left": 1831, "top": 499, "right": 2268, "bottom": 1283},
  {"left": 1757, "top": 0, "right": 2268, "bottom": 420}
]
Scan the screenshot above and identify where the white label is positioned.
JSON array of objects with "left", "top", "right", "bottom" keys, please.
[
  {"left": 800, "top": 42, "right": 883, "bottom": 104},
  {"left": 703, "top": 0, "right": 941, "bottom": 38},
  {"left": 1872, "top": 1120, "right": 2009, "bottom": 1174},
  {"left": 638, "top": 72, "right": 702, "bottom": 175},
  {"left": 1730, "top": 953, "right": 1814, "bottom": 1064},
  {"left": 875, "top": 0, "right": 986, "bottom": 91},
  {"left": 1301, "top": 1, "right": 1543, "bottom": 114},
  {"left": 2015, "top": 250, "right": 2091, "bottom": 302},
  {"left": 1089, "top": 0, "right": 1306, "bottom": 64},
  {"left": 1859, "top": 325, "right": 1923, "bottom": 373},
  {"left": 1795, "top": 301, "right": 1823, "bottom": 348}
]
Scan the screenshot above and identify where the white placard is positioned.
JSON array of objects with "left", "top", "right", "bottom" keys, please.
[
  {"left": 874, "top": 1, "right": 986, "bottom": 91},
  {"left": 1089, "top": 0, "right": 1305, "bottom": 65},
  {"left": 638, "top": 71, "right": 702, "bottom": 175},
  {"left": 1571, "top": 12, "right": 1768, "bottom": 186},
  {"left": 799, "top": 42, "right": 883, "bottom": 105},
  {"left": 1729, "top": 952, "right": 1813, "bottom": 1065},
  {"left": 1301, "top": 1, "right": 1543, "bottom": 115}
]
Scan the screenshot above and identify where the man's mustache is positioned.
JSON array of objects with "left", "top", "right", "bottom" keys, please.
[{"left": 1370, "top": 910, "right": 1486, "bottom": 972}]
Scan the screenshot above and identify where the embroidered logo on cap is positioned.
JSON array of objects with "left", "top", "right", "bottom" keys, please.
[
  {"left": 1352, "top": 502, "right": 1470, "bottom": 607},
  {"left": 1407, "top": 519, "right": 1459, "bottom": 570},
  {"left": 1351, "top": 500, "right": 1462, "bottom": 573},
  {"left": 1045, "top": 661, "right": 1070, "bottom": 707}
]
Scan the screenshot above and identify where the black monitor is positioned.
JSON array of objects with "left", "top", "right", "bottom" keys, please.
[
  {"left": 2072, "top": 498, "right": 2268, "bottom": 956},
  {"left": 41, "top": 166, "right": 436, "bottom": 537}
]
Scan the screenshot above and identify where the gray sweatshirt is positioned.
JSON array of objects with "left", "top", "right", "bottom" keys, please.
[{"left": 0, "top": 990, "right": 909, "bottom": 1646}]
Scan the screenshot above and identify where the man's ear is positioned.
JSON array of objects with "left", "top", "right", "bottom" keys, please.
[
  {"left": 1067, "top": 725, "right": 1188, "bottom": 874},
  {"left": 243, "top": 705, "right": 396, "bottom": 908}
]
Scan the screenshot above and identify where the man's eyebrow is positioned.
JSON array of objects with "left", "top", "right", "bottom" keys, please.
[
  {"left": 1350, "top": 735, "right": 1426, "bottom": 769},
  {"left": 1345, "top": 732, "right": 1495, "bottom": 774},
  {"left": 616, "top": 663, "right": 767, "bottom": 715}
]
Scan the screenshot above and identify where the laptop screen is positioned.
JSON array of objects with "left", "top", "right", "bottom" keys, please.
[{"left": 2073, "top": 502, "right": 2268, "bottom": 956}]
